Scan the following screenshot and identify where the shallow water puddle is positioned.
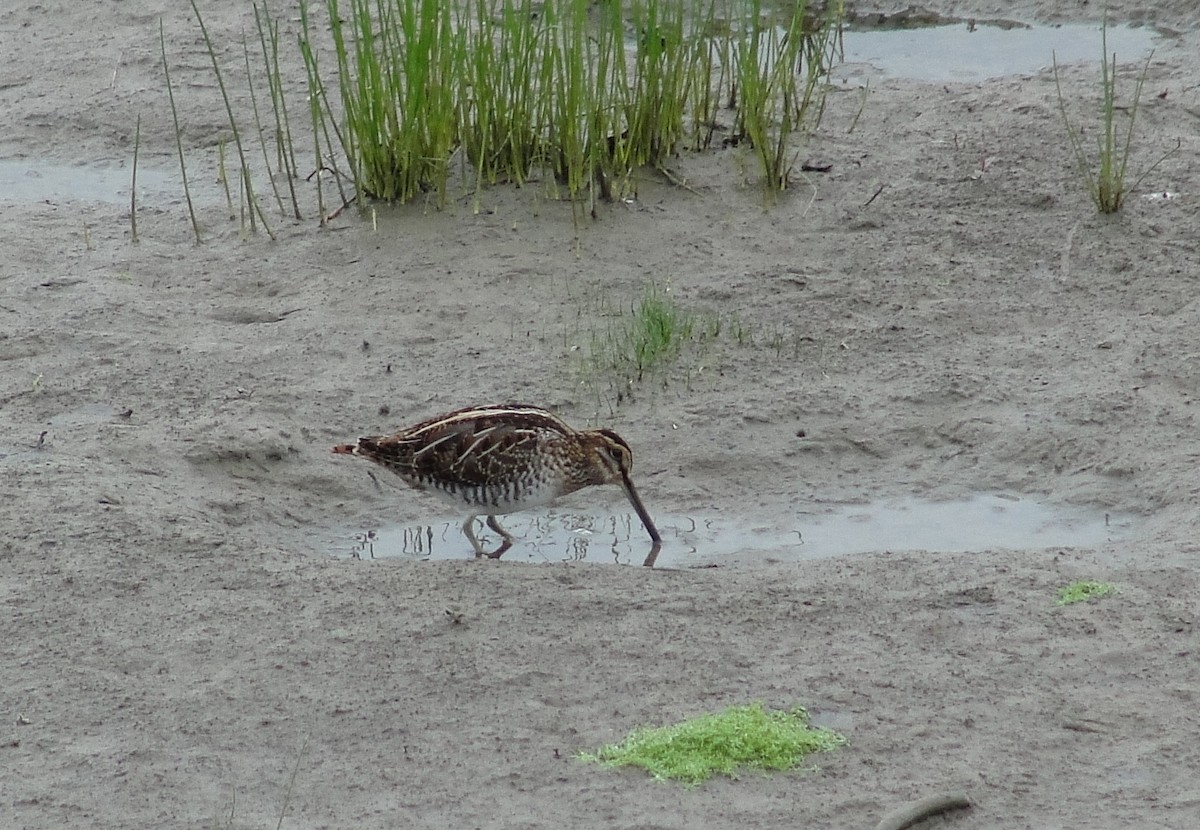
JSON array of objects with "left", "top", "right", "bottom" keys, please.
[
  {"left": 837, "top": 21, "right": 1162, "bottom": 83},
  {"left": 0, "top": 159, "right": 186, "bottom": 205},
  {"left": 329, "top": 494, "right": 1134, "bottom": 568},
  {"left": 46, "top": 402, "right": 127, "bottom": 427}
]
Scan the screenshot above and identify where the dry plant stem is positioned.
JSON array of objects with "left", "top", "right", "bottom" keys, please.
[
  {"left": 297, "top": 8, "right": 358, "bottom": 212},
  {"left": 217, "top": 141, "right": 234, "bottom": 219},
  {"left": 191, "top": 0, "right": 261, "bottom": 235},
  {"left": 654, "top": 164, "right": 700, "bottom": 195},
  {"left": 241, "top": 30, "right": 286, "bottom": 217},
  {"left": 159, "top": 18, "right": 200, "bottom": 244},
  {"left": 246, "top": 168, "right": 276, "bottom": 239},
  {"left": 303, "top": 0, "right": 364, "bottom": 215},
  {"left": 848, "top": 80, "right": 869, "bottom": 134},
  {"left": 313, "top": 98, "right": 353, "bottom": 209},
  {"left": 297, "top": 1, "right": 329, "bottom": 224},
  {"left": 130, "top": 113, "right": 140, "bottom": 244},
  {"left": 254, "top": 4, "right": 302, "bottom": 219},
  {"left": 275, "top": 735, "right": 310, "bottom": 830}
]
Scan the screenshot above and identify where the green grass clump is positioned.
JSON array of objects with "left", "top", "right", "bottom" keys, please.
[
  {"left": 301, "top": 0, "right": 841, "bottom": 206},
  {"left": 1056, "top": 580, "right": 1116, "bottom": 606},
  {"left": 581, "top": 703, "right": 845, "bottom": 785},
  {"left": 173, "top": 0, "right": 845, "bottom": 233}
]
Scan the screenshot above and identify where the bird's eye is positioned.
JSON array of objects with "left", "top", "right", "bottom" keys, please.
[{"left": 606, "top": 445, "right": 629, "bottom": 468}]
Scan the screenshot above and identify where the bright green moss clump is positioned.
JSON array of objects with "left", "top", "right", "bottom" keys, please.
[
  {"left": 581, "top": 702, "right": 845, "bottom": 785},
  {"left": 1057, "top": 580, "right": 1117, "bottom": 606}
]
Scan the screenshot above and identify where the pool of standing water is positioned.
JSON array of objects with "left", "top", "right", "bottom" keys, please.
[{"left": 327, "top": 494, "right": 1136, "bottom": 568}]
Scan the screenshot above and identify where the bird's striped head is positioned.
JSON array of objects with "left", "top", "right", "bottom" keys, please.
[
  {"left": 580, "top": 427, "right": 661, "bottom": 547},
  {"left": 576, "top": 428, "right": 635, "bottom": 486}
]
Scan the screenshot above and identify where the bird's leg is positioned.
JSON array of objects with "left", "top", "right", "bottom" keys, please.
[
  {"left": 484, "top": 515, "right": 515, "bottom": 559},
  {"left": 462, "top": 516, "right": 487, "bottom": 558}
]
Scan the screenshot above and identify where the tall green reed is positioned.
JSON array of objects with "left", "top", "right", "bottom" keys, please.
[
  {"left": 731, "top": 0, "right": 841, "bottom": 194},
  {"left": 457, "top": 0, "right": 544, "bottom": 190},
  {"left": 324, "top": 0, "right": 459, "bottom": 203}
]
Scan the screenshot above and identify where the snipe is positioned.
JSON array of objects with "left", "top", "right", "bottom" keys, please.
[{"left": 333, "top": 404, "right": 662, "bottom": 560}]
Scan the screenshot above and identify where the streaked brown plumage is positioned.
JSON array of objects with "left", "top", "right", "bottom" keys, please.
[{"left": 333, "top": 404, "right": 662, "bottom": 559}]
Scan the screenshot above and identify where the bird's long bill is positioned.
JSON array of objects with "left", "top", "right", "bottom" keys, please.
[{"left": 620, "top": 472, "right": 662, "bottom": 545}]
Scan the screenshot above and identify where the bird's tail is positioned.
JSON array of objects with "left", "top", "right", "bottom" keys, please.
[{"left": 332, "top": 438, "right": 385, "bottom": 458}]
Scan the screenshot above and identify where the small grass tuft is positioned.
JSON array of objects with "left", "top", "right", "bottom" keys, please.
[
  {"left": 581, "top": 702, "right": 845, "bottom": 786},
  {"left": 1053, "top": 16, "right": 1178, "bottom": 213},
  {"left": 572, "top": 281, "right": 755, "bottom": 407},
  {"left": 1057, "top": 580, "right": 1116, "bottom": 606},
  {"left": 584, "top": 282, "right": 701, "bottom": 387},
  {"left": 628, "top": 283, "right": 697, "bottom": 379}
]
